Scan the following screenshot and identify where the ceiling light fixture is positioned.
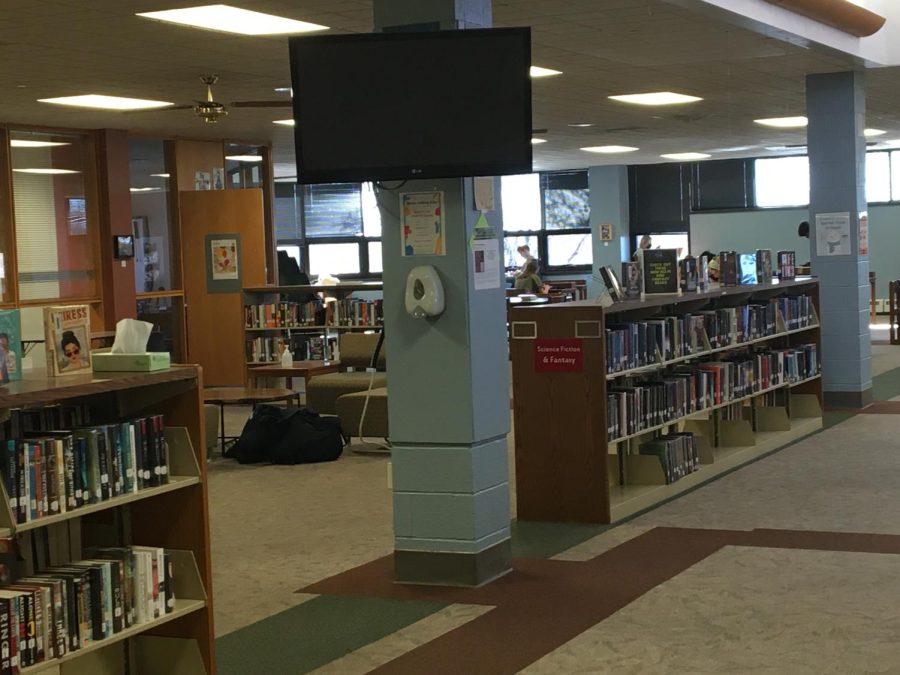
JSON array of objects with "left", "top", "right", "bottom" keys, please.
[
  {"left": 38, "top": 94, "right": 173, "bottom": 111},
  {"left": 150, "top": 173, "right": 171, "bottom": 178},
  {"left": 581, "top": 145, "right": 639, "bottom": 154},
  {"left": 136, "top": 5, "right": 329, "bottom": 36},
  {"left": 567, "top": 123, "right": 594, "bottom": 128},
  {"left": 274, "top": 87, "right": 292, "bottom": 94},
  {"left": 865, "top": 128, "right": 886, "bottom": 137},
  {"left": 130, "top": 187, "right": 162, "bottom": 193},
  {"left": 273, "top": 119, "right": 295, "bottom": 126},
  {"left": 225, "top": 155, "right": 263, "bottom": 163},
  {"left": 754, "top": 116, "right": 808, "bottom": 128},
  {"left": 13, "top": 168, "right": 80, "bottom": 175},
  {"left": 10, "top": 140, "right": 70, "bottom": 148},
  {"left": 661, "top": 152, "right": 711, "bottom": 160},
  {"left": 531, "top": 138, "right": 547, "bottom": 145},
  {"left": 530, "top": 66, "right": 562, "bottom": 78},
  {"left": 609, "top": 92, "right": 702, "bottom": 106}
]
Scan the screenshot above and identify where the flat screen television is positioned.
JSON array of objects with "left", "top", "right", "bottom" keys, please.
[{"left": 288, "top": 28, "right": 532, "bottom": 184}]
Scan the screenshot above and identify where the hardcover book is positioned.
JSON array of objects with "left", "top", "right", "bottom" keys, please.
[
  {"left": 680, "top": 256, "right": 698, "bottom": 292},
  {"left": 0, "top": 310, "right": 21, "bottom": 383},
  {"left": 777, "top": 250, "right": 796, "bottom": 280},
  {"left": 599, "top": 266, "right": 623, "bottom": 301},
  {"left": 739, "top": 253, "right": 758, "bottom": 285},
  {"left": 756, "top": 249, "right": 773, "bottom": 284},
  {"left": 719, "top": 251, "right": 738, "bottom": 286},
  {"left": 621, "top": 262, "right": 643, "bottom": 299},
  {"left": 43, "top": 306, "right": 91, "bottom": 377}
]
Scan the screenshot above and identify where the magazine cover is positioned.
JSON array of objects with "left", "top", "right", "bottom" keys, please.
[
  {"left": 43, "top": 305, "right": 91, "bottom": 377},
  {"left": 621, "top": 262, "right": 643, "bottom": 299},
  {"left": 0, "top": 309, "right": 22, "bottom": 383}
]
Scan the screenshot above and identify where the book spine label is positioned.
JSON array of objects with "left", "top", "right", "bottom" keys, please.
[
  {"left": 0, "top": 598, "right": 11, "bottom": 673},
  {"left": 64, "top": 437, "right": 77, "bottom": 511}
]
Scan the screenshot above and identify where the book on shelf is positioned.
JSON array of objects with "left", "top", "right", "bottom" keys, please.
[
  {"left": 244, "top": 298, "right": 383, "bottom": 329},
  {"left": 698, "top": 254, "right": 710, "bottom": 292},
  {"left": 778, "top": 250, "right": 796, "bottom": 280},
  {"left": 719, "top": 251, "right": 738, "bottom": 286},
  {"left": 739, "top": 252, "right": 758, "bottom": 285},
  {"left": 0, "top": 411, "right": 169, "bottom": 526},
  {"left": 43, "top": 306, "right": 91, "bottom": 378},
  {"left": 679, "top": 256, "right": 698, "bottom": 292},
  {"left": 756, "top": 249, "right": 774, "bottom": 283},
  {"left": 621, "top": 262, "right": 642, "bottom": 299},
  {"left": 0, "top": 311, "right": 21, "bottom": 383},
  {"left": 639, "top": 433, "right": 699, "bottom": 484},
  {"left": 599, "top": 266, "right": 623, "bottom": 301}
]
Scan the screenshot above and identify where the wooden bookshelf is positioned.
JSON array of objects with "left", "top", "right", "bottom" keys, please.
[
  {"left": 242, "top": 283, "right": 383, "bottom": 379},
  {"left": 509, "top": 277, "right": 823, "bottom": 524},
  {"left": 0, "top": 366, "right": 215, "bottom": 673}
]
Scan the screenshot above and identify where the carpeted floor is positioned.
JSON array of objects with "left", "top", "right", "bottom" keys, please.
[{"left": 210, "top": 342, "right": 900, "bottom": 674}]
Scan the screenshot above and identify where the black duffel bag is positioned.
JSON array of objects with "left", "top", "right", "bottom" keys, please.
[{"left": 225, "top": 404, "right": 344, "bottom": 465}]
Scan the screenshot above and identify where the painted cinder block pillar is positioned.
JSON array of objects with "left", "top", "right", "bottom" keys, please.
[
  {"left": 374, "top": 0, "right": 513, "bottom": 585},
  {"left": 806, "top": 71, "right": 872, "bottom": 408}
]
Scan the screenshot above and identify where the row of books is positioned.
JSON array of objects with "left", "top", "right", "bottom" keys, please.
[
  {"left": 606, "top": 344, "right": 819, "bottom": 441},
  {"left": 778, "top": 295, "right": 816, "bottom": 331},
  {"left": 606, "top": 297, "right": 812, "bottom": 375},
  {"left": 0, "top": 415, "right": 169, "bottom": 525},
  {"left": 244, "top": 301, "right": 323, "bottom": 329},
  {"left": 244, "top": 299, "right": 383, "bottom": 329},
  {"left": 245, "top": 336, "right": 285, "bottom": 364},
  {"left": 639, "top": 433, "right": 699, "bottom": 485},
  {"left": 0, "top": 405, "right": 90, "bottom": 442},
  {"left": 289, "top": 335, "right": 339, "bottom": 362},
  {"left": 0, "top": 546, "right": 175, "bottom": 672}
]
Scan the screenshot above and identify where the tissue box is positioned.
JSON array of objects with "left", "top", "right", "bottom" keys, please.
[{"left": 92, "top": 352, "right": 171, "bottom": 372}]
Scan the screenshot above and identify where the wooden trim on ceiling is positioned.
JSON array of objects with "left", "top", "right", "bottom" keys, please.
[{"left": 763, "top": 0, "right": 886, "bottom": 37}]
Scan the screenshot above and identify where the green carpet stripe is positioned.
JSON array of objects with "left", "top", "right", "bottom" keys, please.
[
  {"left": 216, "top": 595, "right": 446, "bottom": 674},
  {"left": 511, "top": 520, "right": 607, "bottom": 559}
]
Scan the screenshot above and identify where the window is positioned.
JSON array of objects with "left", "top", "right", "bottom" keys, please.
[
  {"left": 866, "top": 151, "right": 891, "bottom": 203},
  {"left": 11, "top": 129, "right": 99, "bottom": 302},
  {"left": 754, "top": 156, "right": 810, "bottom": 208},
  {"left": 275, "top": 181, "right": 382, "bottom": 279},
  {"left": 129, "top": 138, "right": 177, "bottom": 294},
  {"left": 500, "top": 170, "right": 592, "bottom": 271},
  {"left": 892, "top": 152, "right": 900, "bottom": 202},
  {"left": 501, "top": 174, "right": 542, "bottom": 232},
  {"left": 225, "top": 143, "right": 265, "bottom": 189}
]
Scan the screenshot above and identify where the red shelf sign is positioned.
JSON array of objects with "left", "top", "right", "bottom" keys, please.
[{"left": 534, "top": 339, "right": 584, "bottom": 373}]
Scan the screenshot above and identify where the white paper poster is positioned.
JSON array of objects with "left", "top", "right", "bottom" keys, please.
[
  {"left": 815, "top": 212, "right": 851, "bottom": 257},
  {"left": 859, "top": 211, "right": 869, "bottom": 256},
  {"left": 474, "top": 176, "right": 495, "bottom": 211},
  {"left": 473, "top": 239, "right": 501, "bottom": 290},
  {"left": 210, "top": 238, "right": 239, "bottom": 280},
  {"left": 401, "top": 191, "right": 445, "bottom": 256}
]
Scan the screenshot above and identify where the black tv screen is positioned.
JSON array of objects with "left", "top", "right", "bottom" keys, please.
[{"left": 289, "top": 28, "right": 532, "bottom": 184}]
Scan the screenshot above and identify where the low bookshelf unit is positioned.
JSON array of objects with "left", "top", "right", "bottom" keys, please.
[
  {"left": 0, "top": 366, "right": 214, "bottom": 673},
  {"left": 510, "top": 277, "right": 823, "bottom": 524}
]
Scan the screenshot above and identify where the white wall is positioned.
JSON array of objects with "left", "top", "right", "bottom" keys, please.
[{"left": 690, "top": 204, "right": 900, "bottom": 298}]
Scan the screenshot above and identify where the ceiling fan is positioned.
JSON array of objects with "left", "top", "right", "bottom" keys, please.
[{"left": 142, "top": 75, "right": 292, "bottom": 123}]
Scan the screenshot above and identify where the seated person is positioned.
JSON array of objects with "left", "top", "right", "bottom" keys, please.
[
  {"left": 515, "top": 245, "right": 539, "bottom": 278},
  {"left": 514, "top": 260, "right": 543, "bottom": 294}
]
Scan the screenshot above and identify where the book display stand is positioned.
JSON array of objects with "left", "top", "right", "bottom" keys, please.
[
  {"left": 0, "top": 367, "right": 214, "bottom": 674},
  {"left": 510, "top": 278, "right": 823, "bottom": 524}
]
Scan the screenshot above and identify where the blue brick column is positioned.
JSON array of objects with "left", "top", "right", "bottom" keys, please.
[
  {"left": 806, "top": 71, "right": 872, "bottom": 408},
  {"left": 374, "top": 0, "right": 512, "bottom": 586}
]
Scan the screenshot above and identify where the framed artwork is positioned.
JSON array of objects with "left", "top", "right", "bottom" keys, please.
[{"left": 67, "top": 197, "right": 87, "bottom": 235}]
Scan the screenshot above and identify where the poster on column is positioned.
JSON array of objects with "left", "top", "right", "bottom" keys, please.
[
  {"left": 472, "top": 238, "right": 501, "bottom": 290},
  {"left": 401, "top": 191, "right": 445, "bottom": 256},
  {"left": 859, "top": 212, "right": 869, "bottom": 256},
  {"left": 815, "top": 212, "right": 851, "bottom": 256}
]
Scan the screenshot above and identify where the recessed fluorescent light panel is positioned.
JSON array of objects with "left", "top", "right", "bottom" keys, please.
[
  {"left": 661, "top": 152, "right": 711, "bottom": 160},
  {"left": 274, "top": 87, "right": 292, "bottom": 93},
  {"left": 225, "top": 155, "right": 263, "bottom": 162},
  {"left": 273, "top": 119, "right": 295, "bottom": 126},
  {"left": 130, "top": 187, "right": 162, "bottom": 193},
  {"left": 38, "top": 94, "right": 173, "bottom": 111},
  {"left": 581, "top": 146, "right": 639, "bottom": 154},
  {"left": 609, "top": 92, "right": 702, "bottom": 106},
  {"left": 531, "top": 138, "right": 547, "bottom": 145},
  {"left": 10, "top": 140, "right": 70, "bottom": 148},
  {"left": 865, "top": 128, "right": 886, "bottom": 137},
  {"left": 530, "top": 66, "right": 562, "bottom": 78},
  {"left": 567, "top": 123, "right": 593, "bottom": 128},
  {"left": 13, "top": 168, "right": 80, "bottom": 175},
  {"left": 150, "top": 173, "right": 171, "bottom": 178},
  {"left": 136, "top": 5, "right": 329, "bottom": 36},
  {"left": 754, "top": 116, "right": 808, "bottom": 128}
]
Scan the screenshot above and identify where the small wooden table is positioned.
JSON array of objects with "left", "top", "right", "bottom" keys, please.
[
  {"left": 247, "top": 360, "right": 341, "bottom": 389},
  {"left": 203, "top": 386, "right": 301, "bottom": 453}
]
